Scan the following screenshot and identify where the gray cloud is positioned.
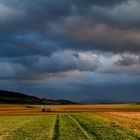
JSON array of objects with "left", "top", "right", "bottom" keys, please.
[
  {"left": 96, "top": 53, "right": 140, "bottom": 75},
  {"left": 47, "top": 16, "right": 140, "bottom": 53},
  {"left": 0, "top": 51, "right": 98, "bottom": 80},
  {"left": 115, "top": 54, "right": 140, "bottom": 66},
  {"left": 1, "top": 0, "right": 140, "bottom": 58},
  {"left": 1, "top": 72, "right": 140, "bottom": 102},
  {"left": 0, "top": 0, "right": 140, "bottom": 101},
  {"left": 0, "top": 61, "right": 26, "bottom": 79}
]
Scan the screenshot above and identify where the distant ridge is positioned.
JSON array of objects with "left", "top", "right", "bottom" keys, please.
[
  {"left": 0, "top": 89, "right": 78, "bottom": 105},
  {"left": 81, "top": 99, "right": 140, "bottom": 104}
]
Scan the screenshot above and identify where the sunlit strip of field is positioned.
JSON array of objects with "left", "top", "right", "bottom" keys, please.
[
  {"left": 36, "top": 104, "right": 140, "bottom": 112},
  {"left": 71, "top": 113, "right": 140, "bottom": 140},
  {"left": 35, "top": 104, "right": 140, "bottom": 109},
  {"left": 0, "top": 113, "right": 140, "bottom": 140},
  {"left": 90, "top": 112, "right": 140, "bottom": 131},
  {"left": 0, "top": 104, "right": 139, "bottom": 116}
]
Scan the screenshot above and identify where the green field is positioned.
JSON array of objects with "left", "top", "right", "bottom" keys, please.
[{"left": 0, "top": 113, "right": 140, "bottom": 140}]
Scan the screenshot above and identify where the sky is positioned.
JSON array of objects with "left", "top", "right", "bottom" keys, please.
[{"left": 0, "top": 0, "right": 140, "bottom": 102}]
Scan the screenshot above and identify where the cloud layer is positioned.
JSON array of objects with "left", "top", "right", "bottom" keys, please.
[{"left": 0, "top": 0, "right": 140, "bottom": 101}]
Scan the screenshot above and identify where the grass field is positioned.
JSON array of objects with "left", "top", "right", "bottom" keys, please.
[{"left": 0, "top": 104, "right": 140, "bottom": 140}]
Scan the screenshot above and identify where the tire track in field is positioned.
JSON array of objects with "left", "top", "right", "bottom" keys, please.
[
  {"left": 69, "top": 115, "right": 92, "bottom": 140},
  {"left": 52, "top": 115, "right": 60, "bottom": 140},
  {"left": 72, "top": 114, "right": 139, "bottom": 140}
]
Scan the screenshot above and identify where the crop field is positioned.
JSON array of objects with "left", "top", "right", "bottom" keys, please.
[
  {"left": 0, "top": 104, "right": 140, "bottom": 116},
  {"left": 39, "top": 104, "right": 140, "bottom": 112},
  {"left": 0, "top": 104, "right": 140, "bottom": 140},
  {"left": 0, "top": 112, "right": 140, "bottom": 139}
]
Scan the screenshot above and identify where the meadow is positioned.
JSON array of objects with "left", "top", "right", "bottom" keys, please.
[{"left": 0, "top": 104, "right": 140, "bottom": 140}]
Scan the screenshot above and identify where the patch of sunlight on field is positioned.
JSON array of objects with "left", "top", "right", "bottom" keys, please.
[
  {"left": 0, "top": 115, "right": 56, "bottom": 140},
  {"left": 92, "top": 112, "right": 140, "bottom": 136},
  {"left": 111, "top": 104, "right": 140, "bottom": 109},
  {"left": 34, "top": 104, "right": 140, "bottom": 112},
  {"left": 0, "top": 113, "right": 140, "bottom": 140}
]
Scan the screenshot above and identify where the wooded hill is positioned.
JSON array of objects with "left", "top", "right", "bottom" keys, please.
[{"left": 0, "top": 89, "right": 78, "bottom": 105}]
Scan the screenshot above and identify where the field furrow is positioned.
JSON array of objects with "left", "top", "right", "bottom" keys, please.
[
  {"left": 72, "top": 113, "right": 139, "bottom": 140},
  {"left": 57, "top": 114, "right": 89, "bottom": 140},
  {"left": 86, "top": 113, "right": 140, "bottom": 137},
  {"left": 69, "top": 115, "right": 91, "bottom": 140},
  {"left": 52, "top": 115, "right": 60, "bottom": 140}
]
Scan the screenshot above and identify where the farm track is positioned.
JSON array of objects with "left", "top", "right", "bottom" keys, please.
[
  {"left": 69, "top": 115, "right": 91, "bottom": 140},
  {"left": 71, "top": 114, "right": 140, "bottom": 140},
  {"left": 52, "top": 115, "right": 60, "bottom": 140},
  {"left": 56, "top": 114, "right": 89, "bottom": 140}
]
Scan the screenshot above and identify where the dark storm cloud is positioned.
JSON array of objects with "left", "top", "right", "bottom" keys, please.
[
  {"left": 48, "top": 17, "right": 140, "bottom": 53},
  {"left": 0, "top": 34, "right": 59, "bottom": 57},
  {"left": 1, "top": 73, "right": 140, "bottom": 102},
  {"left": 1, "top": 0, "right": 140, "bottom": 57},
  {"left": 1, "top": 0, "right": 119, "bottom": 32},
  {"left": 0, "top": 0, "right": 140, "bottom": 102}
]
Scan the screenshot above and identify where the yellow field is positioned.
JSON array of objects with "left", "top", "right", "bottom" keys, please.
[
  {"left": 0, "top": 104, "right": 140, "bottom": 140},
  {"left": 0, "top": 104, "right": 139, "bottom": 115}
]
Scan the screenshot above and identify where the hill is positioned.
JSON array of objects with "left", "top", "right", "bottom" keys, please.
[
  {"left": 0, "top": 89, "right": 78, "bottom": 105},
  {"left": 81, "top": 99, "right": 140, "bottom": 104}
]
